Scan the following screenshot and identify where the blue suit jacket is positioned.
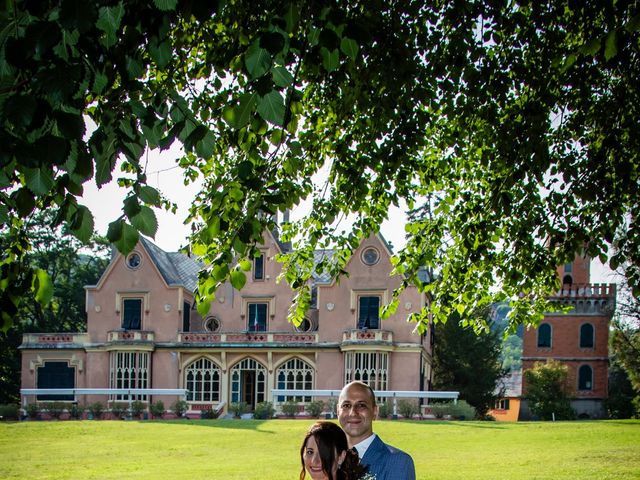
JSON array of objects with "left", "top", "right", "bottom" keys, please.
[{"left": 360, "top": 435, "right": 416, "bottom": 480}]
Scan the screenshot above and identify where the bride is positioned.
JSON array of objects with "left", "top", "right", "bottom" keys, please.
[{"left": 300, "top": 421, "right": 371, "bottom": 480}]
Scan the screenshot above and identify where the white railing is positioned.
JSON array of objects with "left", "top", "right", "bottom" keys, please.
[
  {"left": 271, "top": 389, "right": 459, "bottom": 417},
  {"left": 20, "top": 388, "right": 188, "bottom": 407}
]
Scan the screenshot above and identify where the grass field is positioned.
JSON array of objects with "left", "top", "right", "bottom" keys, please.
[{"left": 1, "top": 419, "right": 639, "bottom": 479}]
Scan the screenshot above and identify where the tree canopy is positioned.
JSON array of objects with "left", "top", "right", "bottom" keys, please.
[
  {"left": 0, "top": 211, "right": 108, "bottom": 402},
  {"left": 432, "top": 312, "right": 505, "bottom": 416},
  {"left": 1, "top": 0, "right": 638, "bottom": 332}
]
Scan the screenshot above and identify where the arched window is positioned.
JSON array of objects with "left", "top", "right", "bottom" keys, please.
[
  {"left": 578, "top": 365, "right": 593, "bottom": 391},
  {"left": 185, "top": 358, "right": 221, "bottom": 402},
  {"left": 537, "top": 323, "right": 552, "bottom": 348},
  {"left": 276, "top": 358, "right": 314, "bottom": 402},
  {"left": 580, "top": 323, "right": 594, "bottom": 348},
  {"left": 230, "top": 358, "right": 266, "bottom": 409}
]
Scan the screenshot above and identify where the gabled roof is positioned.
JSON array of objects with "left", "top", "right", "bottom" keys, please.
[
  {"left": 140, "top": 237, "right": 203, "bottom": 292},
  {"left": 495, "top": 370, "right": 523, "bottom": 398},
  {"left": 312, "top": 249, "right": 337, "bottom": 284},
  {"left": 311, "top": 232, "right": 396, "bottom": 285}
]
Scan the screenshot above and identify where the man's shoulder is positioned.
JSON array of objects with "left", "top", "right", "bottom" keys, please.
[{"left": 374, "top": 437, "right": 413, "bottom": 460}]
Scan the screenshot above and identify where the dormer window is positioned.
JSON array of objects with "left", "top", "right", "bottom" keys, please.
[{"left": 253, "top": 253, "right": 265, "bottom": 280}]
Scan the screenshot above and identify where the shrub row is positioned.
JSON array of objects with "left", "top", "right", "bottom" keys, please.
[{"left": 15, "top": 399, "right": 189, "bottom": 420}]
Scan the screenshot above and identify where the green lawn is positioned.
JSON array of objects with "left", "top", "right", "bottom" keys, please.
[{"left": 1, "top": 419, "right": 639, "bottom": 479}]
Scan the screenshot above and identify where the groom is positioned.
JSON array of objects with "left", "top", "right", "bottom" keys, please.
[{"left": 337, "top": 381, "right": 416, "bottom": 480}]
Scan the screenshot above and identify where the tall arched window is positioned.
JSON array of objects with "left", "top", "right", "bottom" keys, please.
[
  {"left": 578, "top": 365, "right": 593, "bottom": 390},
  {"left": 537, "top": 323, "right": 552, "bottom": 348},
  {"left": 580, "top": 323, "right": 594, "bottom": 348},
  {"left": 185, "top": 357, "right": 221, "bottom": 402},
  {"left": 230, "top": 358, "right": 266, "bottom": 409},
  {"left": 276, "top": 358, "right": 314, "bottom": 402}
]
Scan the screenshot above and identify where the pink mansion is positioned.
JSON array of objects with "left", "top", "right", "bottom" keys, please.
[{"left": 20, "top": 232, "right": 433, "bottom": 415}]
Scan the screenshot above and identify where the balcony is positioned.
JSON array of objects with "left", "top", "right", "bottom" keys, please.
[
  {"left": 341, "top": 329, "right": 393, "bottom": 345},
  {"left": 177, "top": 331, "right": 319, "bottom": 345},
  {"left": 553, "top": 283, "right": 616, "bottom": 299},
  {"left": 107, "top": 330, "right": 155, "bottom": 342},
  {"left": 549, "top": 283, "right": 616, "bottom": 316},
  {"left": 21, "top": 333, "right": 89, "bottom": 348}
]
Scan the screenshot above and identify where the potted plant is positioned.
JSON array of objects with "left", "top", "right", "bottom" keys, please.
[
  {"left": 149, "top": 400, "right": 165, "bottom": 419},
  {"left": 87, "top": 402, "right": 104, "bottom": 420},
  {"left": 170, "top": 400, "right": 188, "bottom": 418},
  {"left": 130, "top": 400, "right": 146, "bottom": 419}
]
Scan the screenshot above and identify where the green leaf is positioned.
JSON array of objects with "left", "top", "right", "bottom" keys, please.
[
  {"left": 578, "top": 38, "right": 600, "bottom": 57},
  {"left": 96, "top": 3, "right": 124, "bottom": 48},
  {"left": 283, "top": 3, "right": 299, "bottom": 32},
  {"left": 195, "top": 132, "right": 216, "bottom": 159},
  {"left": 33, "top": 269, "right": 53, "bottom": 305},
  {"left": 93, "top": 70, "right": 108, "bottom": 95},
  {"left": 149, "top": 37, "right": 172, "bottom": 69},
  {"left": 138, "top": 186, "right": 162, "bottom": 206},
  {"left": 239, "top": 258, "right": 252, "bottom": 271},
  {"left": 153, "top": 0, "right": 177, "bottom": 11},
  {"left": 13, "top": 188, "right": 35, "bottom": 217},
  {"left": 124, "top": 195, "right": 142, "bottom": 219},
  {"left": 0, "top": 204, "right": 8, "bottom": 225},
  {"left": 54, "top": 111, "right": 85, "bottom": 139},
  {"left": 211, "top": 263, "right": 230, "bottom": 281},
  {"left": 272, "top": 66, "right": 294, "bottom": 88},
  {"left": 107, "top": 219, "right": 124, "bottom": 242},
  {"left": 245, "top": 41, "right": 272, "bottom": 79},
  {"left": 230, "top": 270, "right": 247, "bottom": 290},
  {"left": 624, "top": 14, "right": 640, "bottom": 32},
  {"left": 125, "top": 55, "right": 144, "bottom": 79},
  {"left": 24, "top": 167, "right": 55, "bottom": 195},
  {"left": 69, "top": 205, "right": 94, "bottom": 243},
  {"left": 320, "top": 47, "right": 340, "bottom": 72},
  {"left": 113, "top": 222, "right": 140, "bottom": 254},
  {"left": 92, "top": 129, "right": 117, "bottom": 186},
  {"left": 197, "top": 299, "right": 211, "bottom": 317},
  {"left": 223, "top": 93, "right": 258, "bottom": 129},
  {"left": 308, "top": 27, "right": 320, "bottom": 46},
  {"left": 184, "top": 124, "right": 208, "bottom": 151},
  {"left": 604, "top": 31, "right": 617, "bottom": 61},
  {"left": 4, "top": 94, "right": 36, "bottom": 127},
  {"left": 340, "top": 37, "right": 359, "bottom": 59},
  {"left": 257, "top": 90, "right": 285, "bottom": 127},
  {"left": 131, "top": 206, "right": 158, "bottom": 237}
]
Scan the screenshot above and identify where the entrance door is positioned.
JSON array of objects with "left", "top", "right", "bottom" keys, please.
[
  {"left": 242, "top": 370, "right": 256, "bottom": 409},
  {"left": 230, "top": 358, "right": 267, "bottom": 411}
]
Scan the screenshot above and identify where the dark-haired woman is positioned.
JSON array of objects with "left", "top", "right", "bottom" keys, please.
[{"left": 300, "top": 421, "right": 371, "bottom": 480}]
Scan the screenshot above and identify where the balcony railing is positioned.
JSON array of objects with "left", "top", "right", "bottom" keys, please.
[
  {"left": 178, "top": 331, "right": 319, "bottom": 344},
  {"left": 341, "top": 329, "right": 393, "bottom": 344},
  {"left": 21, "top": 333, "right": 89, "bottom": 347},
  {"left": 107, "top": 330, "right": 155, "bottom": 342},
  {"left": 553, "top": 283, "right": 616, "bottom": 299}
]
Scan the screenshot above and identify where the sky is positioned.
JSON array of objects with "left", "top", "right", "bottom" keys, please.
[
  {"left": 79, "top": 149, "right": 616, "bottom": 285},
  {"left": 79, "top": 147, "right": 411, "bottom": 254}
]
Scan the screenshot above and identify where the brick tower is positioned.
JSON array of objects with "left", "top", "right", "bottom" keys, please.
[{"left": 521, "top": 255, "right": 616, "bottom": 418}]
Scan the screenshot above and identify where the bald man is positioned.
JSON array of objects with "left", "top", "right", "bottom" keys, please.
[{"left": 337, "top": 381, "right": 416, "bottom": 480}]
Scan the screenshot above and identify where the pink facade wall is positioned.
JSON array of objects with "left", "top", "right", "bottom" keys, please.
[{"left": 20, "top": 232, "right": 432, "bottom": 413}]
